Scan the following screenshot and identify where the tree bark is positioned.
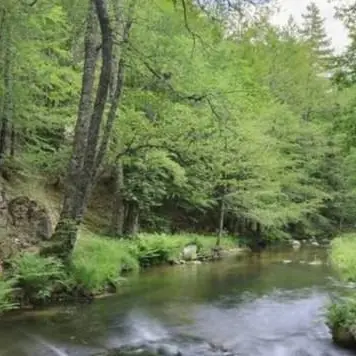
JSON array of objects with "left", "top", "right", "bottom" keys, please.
[
  {"left": 216, "top": 197, "right": 225, "bottom": 246},
  {"left": 125, "top": 202, "right": 139, "bottom": 237},
  {"left": 0, "top": 17, "right": 13, "bottom": 171},
  {"left": 110, "top": 161, "right": 125, "bottom": 236}
]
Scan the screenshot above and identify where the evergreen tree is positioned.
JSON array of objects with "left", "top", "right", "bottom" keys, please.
[{"left": 300, "top": 2, "right": 334, "bottom": 69}]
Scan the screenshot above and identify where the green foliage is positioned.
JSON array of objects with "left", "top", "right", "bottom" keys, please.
[
  {"left": 0, "top": 278, "right": 18, "bottom": 313},
  {"left": 71, "top": 233, "right": 139, "bottom": 293},
  {"left": 330, "top": 234, "right": 356, "bottom": 282},
  {"left": 2, "top": 0, "right": 356, "bottom": 256},
  {"left": 10, "top": 253, "right": 66, "bottom": 303},
  {"left": 70, "top": 231, "right": 237, "bottom": 291},
  {"left": 131, "top": 233, "right": 237, "bottom": 265},
  {"left": 327, "top": 297, "right": 356, "bottom": 330}
]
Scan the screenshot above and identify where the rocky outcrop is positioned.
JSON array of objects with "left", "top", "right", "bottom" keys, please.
[{"left": 0, "top": 192, "right": 53, "bottom": 259}]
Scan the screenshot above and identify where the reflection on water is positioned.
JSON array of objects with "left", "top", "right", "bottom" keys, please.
[{"left": 0, "top": 247, "right": 353, "bottom": 356}]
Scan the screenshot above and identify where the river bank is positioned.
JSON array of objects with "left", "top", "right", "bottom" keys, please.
[
  {"left": 326, "top": 233, "right": 356, "bottom": 350},
  {"left": 0, "top": 232, "right": 246, "bottom": 314},
  {"left": 0, "top": 246, "right": 346, "bottom": 356}
]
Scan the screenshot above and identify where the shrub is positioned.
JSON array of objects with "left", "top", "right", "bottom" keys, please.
[
  {"left": 327, "top": 297, "right": 356, "bottom": 331},
  {"left": 134, "top": 233, "right": 238, "bottom": 265},
  {"left": 11, "top": 252, "right": 66, "bottom": 303}
]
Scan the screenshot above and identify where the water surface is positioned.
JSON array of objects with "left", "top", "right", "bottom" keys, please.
[{"left": 0, "top": 247, "right": 353, "bottom": 356}]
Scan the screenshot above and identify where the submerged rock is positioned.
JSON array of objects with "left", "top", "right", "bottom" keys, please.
[{"left": 93, "top": 344, "right": 182, "bottom": 356}]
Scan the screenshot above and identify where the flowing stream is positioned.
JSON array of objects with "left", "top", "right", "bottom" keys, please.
[{"left": 0, "top": 247, "right": 354, "bottom": 356}]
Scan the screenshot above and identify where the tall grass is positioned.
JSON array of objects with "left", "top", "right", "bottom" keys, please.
[
  {"left": 330, "top": 233, "right": 356, "bottom": 282},
  {"left": 71, "top": 233, "right": 139, "bottom": 293},
  {"left": 71, "top": 231, "right": 239, "bottom": 292}
]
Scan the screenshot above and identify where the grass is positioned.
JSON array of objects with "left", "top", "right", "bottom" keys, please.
[
  {"left": 330, "top": 233, "right": 356, "bottom": 282},
  {"left": 71, "top": 231, "right": 239, "bottom": 292},
  {"left": 71, "top": 233, "right": 140, "bottom": 293}
]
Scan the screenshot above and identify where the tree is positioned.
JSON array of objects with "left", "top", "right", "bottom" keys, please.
[
  {"left": 42, "top": 0, "right": 135, "bottom": 261},
  {"left": 300, "top": 2, "right": 334, "bottom": 70}
]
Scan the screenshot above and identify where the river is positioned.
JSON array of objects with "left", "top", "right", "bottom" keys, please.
[{"left": 0, "top": 247, "right": 353, "bottom": 356}]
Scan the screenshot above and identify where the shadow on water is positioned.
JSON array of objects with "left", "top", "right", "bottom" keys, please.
[{"left": 0, "top": 247, "right": 354, "bottom": 356}]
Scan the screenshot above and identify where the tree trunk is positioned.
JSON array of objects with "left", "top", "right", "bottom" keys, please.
[
  {"left": 42, "top": 0, "right": 114, "bottom": 262},
  {"left": 216, "top": 197, "right": 225, "bottom": 246},
  {"left": 0, "top": 19, "right": 13, "bottom": 171},
  {"left": 125, "top": 202, "right": 139, "bottom": 237},
  {"left": 110, "top": 161, "right": 125, "bottom": 236},
  {"left": 10, "top": 124, "right": 15, "bottom": 157}
]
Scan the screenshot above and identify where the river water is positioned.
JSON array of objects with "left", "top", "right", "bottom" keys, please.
[{"left": 0, "top": 247, "right": 354, "bottom": 356}]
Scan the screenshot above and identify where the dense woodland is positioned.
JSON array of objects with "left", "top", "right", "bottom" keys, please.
[{"left": 1, "top": 0, "right": 356, "bottom": 261}]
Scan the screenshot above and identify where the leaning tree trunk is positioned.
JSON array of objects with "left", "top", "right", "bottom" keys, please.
[
  {"left": 43, "top": 0, "right": 135, "bottom": 262},
  {"left": 110, "top": 161, "right": 125, "bottom": 236},
  {"left": 42, "top": 0, "right": 114, "bottom": 261}
]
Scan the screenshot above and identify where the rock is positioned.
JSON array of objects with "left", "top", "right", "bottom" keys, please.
[
  {"left": 311, "top": 241, "right": 319, "bottom": 247},
  {"left": 282, "top": 260, "right": 292, "bottom": 264},
  {"left": 182, "top": 244, "right": 197, "bottom": 261},
  {"left": 291, "top": 240, "right": 301, "bottom": 249},
  {"left": 94, "top": 344, "right": 182, "bottom": 356},
  {"left": 186, "top": 260, "right": 202, "bottom": 265},
  {"left": 8, "top": 196, "right": 53, "bottom": 240},
  {"left": 331, "top": 325, "right": 356, "bottom": 349},
  {"left": 308, "top": 260, "right": 322, "bottom": 265},
  {"left": 157, "top": 344, "right": 182, "bottom": 356}
]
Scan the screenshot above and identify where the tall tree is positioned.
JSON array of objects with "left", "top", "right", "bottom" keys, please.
[
  {"left": 43, "top": 0, "right": 134, "bottom": 261},
  {"left": 300, "top": 2, "right": 334, "bottom": 69}
]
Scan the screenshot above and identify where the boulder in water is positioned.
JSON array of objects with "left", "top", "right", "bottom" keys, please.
[
  {"left": 182, "top": 244, "right": 197, "bottom": 261},
  {"left": 331, "top": 325, "right": 356, "bottom": 350},
  {"left": 93, "top": 343, "right": 182, "bottom": 356},
  {"left": 291, "top": 240, "right": 301, "bottom": 250}
]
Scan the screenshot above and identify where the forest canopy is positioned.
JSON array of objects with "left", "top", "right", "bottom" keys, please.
[{"left": 0, "top": 0, "right": 356, "bottom": 260}]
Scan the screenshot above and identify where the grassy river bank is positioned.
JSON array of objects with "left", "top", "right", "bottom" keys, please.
[{"left": 0, "top": 232, "right": 243, "bottom": 313}]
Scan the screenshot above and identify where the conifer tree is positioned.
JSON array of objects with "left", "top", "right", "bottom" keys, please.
[{"left": 300, "top": 2, "right": 334, "bottom": 69}]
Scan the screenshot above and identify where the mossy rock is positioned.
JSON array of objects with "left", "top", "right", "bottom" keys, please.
[{"left": 331, "top": 325, "right": 356, "bottom": 349}]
